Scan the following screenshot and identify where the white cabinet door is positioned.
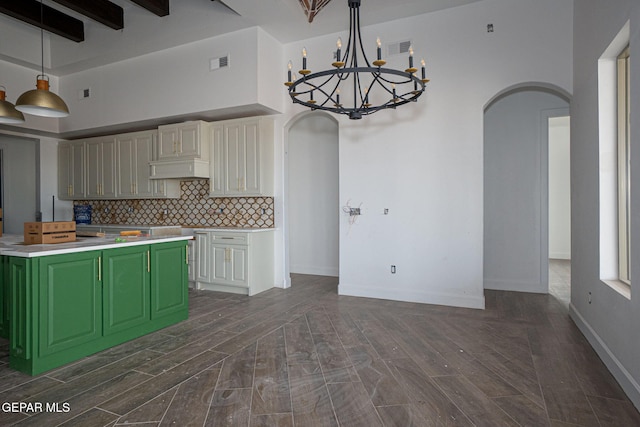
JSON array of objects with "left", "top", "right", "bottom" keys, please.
[
  {"left": 188, "top": 240, "right": 196, "bottom": 285},
  {"left": 243, "top": 119, "right": 261, "bottom": 194},
  {"left": 116, "top": 131, "right": 156, "bottom": 198},
  {"left": 177, "top": 122, "right": 201, "bottom": 158},
  {"left": 116, "top": 135, "right": 136, "bottom": 197},
  {"left": 86, "top": 137, "right": 116, "bottom": 199},
  {"left": 209, "top": 124, "right": 224, "bottom": 195},
  {"left": 224, "top": 122, "right": 245, "bottom": 194},
  {"left": 134, "top": 133, "right": 154, "bottom": 197},
  {"left": 209, "top": 117, "right": 273, "bottom": 197},
  {"left": 211, "top": 243, "right": 248, "bottom": 287},
  {"left": 157, "top": 126, "right": 177, "bottom": 160},
  {"left": 101, "top": 138, "right": 117, "bottom": 198},
  {"left": 58, "top": 142, "right": 72, "bottom": 200},
  {"left": 157, "top": 121, "right": 206, "bottom": 160},
  {"left": 195, "top": 232, "right": 211, "bottom": 283},
  {"left": 59, "top": 141, "right": 86, "bottom": 200},
  {"left": 229, "top": 246, "right": 248, "bottom": 286}
]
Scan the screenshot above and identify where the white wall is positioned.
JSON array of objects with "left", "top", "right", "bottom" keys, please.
[
  {"left": 549, "top": 116, "right": 571, "bottom": 259},
  {"left": 0, "top": 135, "right": 38, "bottom": 233},
  {"left": 0, "top": 27, "right": 283, "bottom": 137},
  {"left": 571, "top": 0, "right": 640, "bottom": 409},
  {"left": 0, "top": 130, "right": 71, "bottom": 226},
  {"left": 484, "top": 90, "right": 569, "bottom": 293},
  {"left": 277, "top": 0, "right": 573, "bottom": 308},
  {"left": 58, "top": 27, "right": 280, "bottom": 135},
  {"left": 288, "top": 114, "right": 339, "bottom": 276}
]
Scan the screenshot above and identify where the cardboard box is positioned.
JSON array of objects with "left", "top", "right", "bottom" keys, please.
[{"left": 24, "top": 221, "right": 76, "bottom": 244}]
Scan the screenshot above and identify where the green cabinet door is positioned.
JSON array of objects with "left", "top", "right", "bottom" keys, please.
[
  {"left": 0, "top": 256, "right": 8, "bottom": 339},
  {"left": 150, "top": 241, "right": 188, "bottom": 320},
  {"left": 38, "top": 251, "right": 102, "bottom": 357},
  {"left": 103, "top": 245, "right": 150, "bottom": 335}
]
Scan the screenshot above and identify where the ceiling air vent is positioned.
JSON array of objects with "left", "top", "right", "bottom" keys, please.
[
  {"left": 387, "top": 40, "right": 412, "bottom": 57},
  {"left": 209, "top": 55, "right": 229, "bottom": 71}
]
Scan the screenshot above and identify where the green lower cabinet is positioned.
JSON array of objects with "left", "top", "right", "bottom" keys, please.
[
  {"left": 0, "top": 256, "right": 8, "bottom": 339},
  {"left": 7, "top": 240, "right": 189, "bottom": 376},
  {"left": 38, "top": 251, "right": 102, "bottom": 357},
  {"left": 151, "top": 241, "right": 188, "bottom": 321},
  {"left": 103, "top": 245, "right": 150, "bottom": 336}
]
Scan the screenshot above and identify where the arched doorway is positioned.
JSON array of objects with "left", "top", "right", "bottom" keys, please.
[
  {"left": 483, "top": 84, "right": 570, "bottom": 294},
  {"left": 285, "top": 113, "right": 339, "bottom": 283}
]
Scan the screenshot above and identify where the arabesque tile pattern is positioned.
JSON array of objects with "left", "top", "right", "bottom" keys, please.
[{"left": 74, "top": 179, "right": 274, "bottom": 228}]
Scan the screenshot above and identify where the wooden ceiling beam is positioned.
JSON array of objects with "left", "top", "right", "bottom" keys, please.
[
  {"left": 0, "top": 0, "right": 84, "bottom": 42},
  {"left": 129, "top": 0, "right": 169, "bottom": 17},
  {"left": 51, "top": 0, "right": 124, "bottom": 30}
]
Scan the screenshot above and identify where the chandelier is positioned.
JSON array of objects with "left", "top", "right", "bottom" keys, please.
[{"left": 285, "top": 0, "right": 429, "bottom": 120}]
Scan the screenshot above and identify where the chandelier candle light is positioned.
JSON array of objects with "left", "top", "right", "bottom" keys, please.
[{"left": 285, "top": 0, "right": 429, "bottom": 119}]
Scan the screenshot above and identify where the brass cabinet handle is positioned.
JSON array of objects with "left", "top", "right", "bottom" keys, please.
[
  {"left": 147, "top": 250, "right": 150, "bottom": 272},
  {"left": 186, "top": 245, "right": 189, "bottom": 265},
  {"left": 98, "top": 256, "right": 102, "bottom": 281}
]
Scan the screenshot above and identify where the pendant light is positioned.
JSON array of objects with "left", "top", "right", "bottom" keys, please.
[
  {"left": 15, "top": 0, "right": 69, "bottom": 118},
  {"left": 0, "top": 86, "right": 25, "bottom": 124}
]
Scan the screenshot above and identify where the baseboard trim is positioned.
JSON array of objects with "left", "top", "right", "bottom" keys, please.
[
  {"left": 338, "top": 283, "right": 485, "bottom": 309},
  {"left": 484, "top": 278, "right": 548, "bottom": 293},
  {"left": 290, "top": 265, "right": 339, "bottom": 276},
  {"left": 570, "top": 303, "right": 640, "bottom": 410},
  {"left": 549, "top": 252, "right": 571, "bottom": 259}
]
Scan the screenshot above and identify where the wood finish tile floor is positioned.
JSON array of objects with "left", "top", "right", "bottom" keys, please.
[{"left": 1, "top": 260, "right": 639, "bottom": 426}]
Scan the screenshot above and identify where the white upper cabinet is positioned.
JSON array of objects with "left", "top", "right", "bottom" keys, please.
[
  {"left": 209, "top": 117, "right": 274, "bottom": 197},
  {"left": 157, "top": 121, "right": 209, "bottom": 160},
  {"left": 58, "top": 141, "right": 87, "bottom": 200},
  {"left": 86, "top": 136, "right": 117, "bottom": 199}
]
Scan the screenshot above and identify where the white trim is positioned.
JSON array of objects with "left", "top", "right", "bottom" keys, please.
[
  {"left": 290, "top": 265, "right": 339, "bottom": 277},
  {"left": 549, "top": 252, "right": 571, "bottom": 260},
  {"left": 570, "top": 303, "right": 640, "bottom": 409},
  {"left": 338, "top": 282, "right": 485, "bottom": 310},
  {"left": 484, "top": 278, "right": 548, "bottom": 294}
]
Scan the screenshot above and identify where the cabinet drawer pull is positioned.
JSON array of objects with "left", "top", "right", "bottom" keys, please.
[
  {"left": 98, "top": 256, "right": 102, "bottom": 281},
  {"left": 220, "top": 237, "right": 234, "bottom": 240},
  {"left": 147, "top": 250, "right": 150, "bottom": 272},
  {"left": 186, "top": 245, "right": 189, "bottom": 265}
]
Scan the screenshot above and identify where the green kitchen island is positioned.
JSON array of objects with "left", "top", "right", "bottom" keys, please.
[{"left": 0, "top": 234, "right": 191, "bottom": 375}]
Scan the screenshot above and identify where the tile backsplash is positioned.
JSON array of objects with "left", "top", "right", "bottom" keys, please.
[{"left": 74, "top": 180, "right": 274, "bottom": 228}]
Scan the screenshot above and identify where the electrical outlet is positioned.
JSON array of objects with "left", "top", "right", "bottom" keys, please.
[
  {"left": 391, "top": 265, "right": 396, "bottom": 274},
  {"left": 349, "top": 207, "right": 361, "bottom": 216}
]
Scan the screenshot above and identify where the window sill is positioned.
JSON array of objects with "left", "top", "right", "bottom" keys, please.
[{"left": 601, "top": 279, "right": 631, "bottom": 300}]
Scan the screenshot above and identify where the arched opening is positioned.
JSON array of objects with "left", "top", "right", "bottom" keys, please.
[
  {"left": 284, "top": 112, "right": 340, "bottom": 286},
  {"left": 483, "top": 84, "right": 570, "bottom": 296}
]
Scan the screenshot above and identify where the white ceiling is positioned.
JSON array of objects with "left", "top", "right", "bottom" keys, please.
[{"left": 0, "top": 0, "right": 482, "bottom": 76}]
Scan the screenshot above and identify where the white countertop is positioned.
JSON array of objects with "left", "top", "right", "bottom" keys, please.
[
  {"left": 0, "top": 234, "right": 192, "bottom": 258},
  {"left": 77, "top": 224, "right": 182, "bottom": 229},
  {"left": 186, "top": 228, "right": 275, "bottom": 234}
]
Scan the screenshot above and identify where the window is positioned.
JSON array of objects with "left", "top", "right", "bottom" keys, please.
[
  {"left": 598, "top": 22, "right": 630, "bottom": 297},
  {"left": 617, "top": 46, "right": 630, "bottom": 284}
]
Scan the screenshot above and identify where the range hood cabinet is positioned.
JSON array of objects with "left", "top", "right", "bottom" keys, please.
[{"left": 149, "top": 159, "right": 209, "bottom": 179}]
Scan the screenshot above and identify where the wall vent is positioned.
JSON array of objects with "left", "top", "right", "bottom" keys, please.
[
  {"left": 387, "top": 40, "right": 412, "bottom": 57},
  {"left": 210, "top": 55, "right": 229, "bottom": 71},
  {"left": 78, "top": 88, "right": 91, "bottom": 99}
]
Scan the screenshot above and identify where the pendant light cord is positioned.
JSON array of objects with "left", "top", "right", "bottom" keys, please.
[{"left": 40, "top": 0, "right": 44, "bottom": 77}]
